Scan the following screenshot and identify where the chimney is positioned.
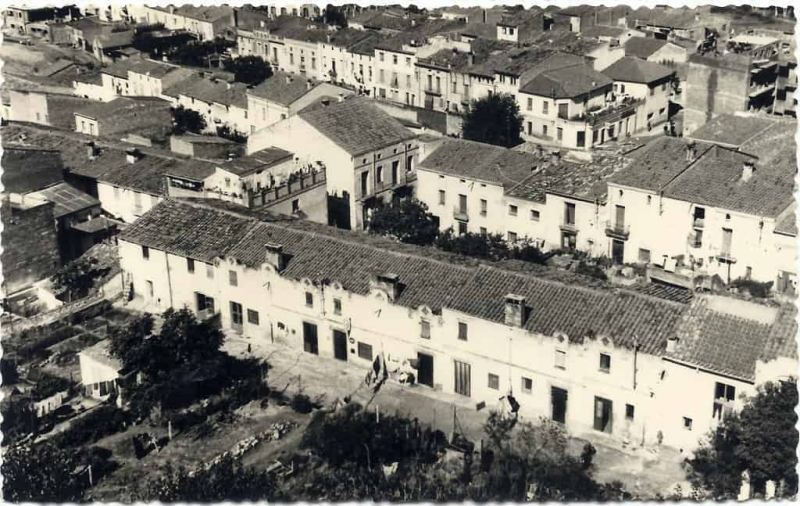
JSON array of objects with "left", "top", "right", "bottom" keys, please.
[
  {"left": 169, "top": 5, "right": 175, "bottom": 14},
  {"left": 285, "top": 75, "right": 292, "bottom": 85},
  {"left": 504, "top": 294, "right": 526, "bottom": 327},
  {"left": 666, "top": 336, "right": 678, "bottom": 353},
  {"left": 260, "top": 20, "right": 265, "bottom": 28},
  {"left": 467, "top": 52, "right": 474, "bottom": 66},
  {"left": 685, "top": 142, "right": 697, "bottom": 162},
  {"left": 125, "top": 148, "right": 142, "bottom": 164},
  {"left": 550, "top": 150, "right": 561, "bottom": 164},
  {"left": 306, "top": 80, "right": 313, "bottom": 90},
  {"left": 370, "top": 273, "right": 401, "bottom": 302},
  {"left": 338, "top": 93, "right": 345, "bottom": 102},
  {"left": 326, "top": 33, "right": 331, "bottom": 43},
  {"left": 741, "top": 161, "right": 755, "bottom": 182},
  {"left": 265, "top": 243, "right": 286, "bottom": 272}
]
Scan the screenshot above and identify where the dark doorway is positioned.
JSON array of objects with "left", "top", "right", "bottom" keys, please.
[
  {"left": 303, "top": 322, "right": 319, "bottom": 355},
  {"left": 594, "top": 396, "right": 613, "bottom": 433},
  {"left": 417, "top": 352, "right": 434, "bottom": 387},
  {"left": 333, "top": 329, "right": 347, "bottom": 361},
  {"left": 551, "top": 387, "right": 568, "bottom": 424},
  {"left": 612, "top": 239, "right": 625, "bottom": 264}
]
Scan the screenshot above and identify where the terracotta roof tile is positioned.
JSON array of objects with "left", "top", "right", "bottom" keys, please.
[
  {"left": 623, "top": 36, "right": 668, "bottom": 59},
  {"left": 1, "top": 147, "right": 64, "bottom": 194},
  {"left": 27, "top": 182, "right": 99, "bottom": 218},
  {"left": 602, "top": 57, "right": 675, "bottom": 84}
]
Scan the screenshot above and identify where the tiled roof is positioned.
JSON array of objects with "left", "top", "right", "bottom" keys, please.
[
  {"left": 419, "top": 38, "right": 516, "bottom": 73},
  {"left": 151, "top": 5, "right": 233, "bottom": 23},
  {"left": 623, "top": 36, "right": 668, "bottom": 59},
  {"left": 164, "top": 74, "right": 248, "bottom": 109},
  {"left": 27, "top": 182, "right": 100, "bottom": 218},
  {"left": 216, "top": 147, "right": 294, "bottom": 177},
  {"left": 1, "top": 147, "right": 64, "bottom": 194},
  {"left": 602, "top": 57, "right": 674, "bottom": 84},
  {"left": 101, "top": 59, "right": 187, "bottom": 80},
  {"left": 667, "top": 296, "right": 777, "bottom": 381},
  {"left": 298, "top": 97, "right": 416, "bottom": 156},
  {"left": 80, "top": 339, "right": 123, "bottom": 371},
  {"left": 663, "top": 145, "right": 793, "bottom": 218},
  {"left": 760, "top": 304, "right": 799, "bottom": 362},
  {"left": 608, "top": 137, "right": 701, "bottom": 192},
  {"left": 686, "top": 114, "right": 777, "bottom": 148},
  {"left": 629, "top": 280, "right": 695, "bottom": 304},
  {"left": 581, "top": 25, "right": 628, "bottom": 39},
  {"left": 119, "top": 198, "right": 686, "bottom": 354},
  {"left": 774, "top": 212, "right": 796, "bottom": 236},
  {"left": 95, "top": 30, "right": 134, "bottom": 49},
  {"left": 73, "top": 97, "right": 173, "bottom": 139},
  {"left": 247, "top": 72, "right": 319, "bottom": 106},
  {"left": 520, "top": 64, "right": 613, "bottom": 98},
  {"left": 418, "top": 139, "right": 540, "bottom": 189}
]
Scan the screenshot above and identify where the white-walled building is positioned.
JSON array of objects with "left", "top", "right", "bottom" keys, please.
[
  {"left": 248, "top": 97, "right": 419, "bottom": 230},
  {"left": 142, "top": 5, "right": 235, "bottom": 41},
  {"left": 117, "top": 198, "right": 798, "bottom": 451},
  {"left": 602, "top": 57, "right": 675, "bottom": 130},
  {"left": 162, "top": 74, "right": 251, "bottom": 136}
]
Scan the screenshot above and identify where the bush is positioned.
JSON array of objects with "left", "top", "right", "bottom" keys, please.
[
  {"left": 31, "top": 373, "right": 74, "bottom": 401},
  {"left": 580, "top": 442, "right": 596, "bottom": 470},
  {"left": 290, "top": 393, "right": 314, "bottom": 414},
  {"left": 730, "top": 278, "right": 773, "bottom": 298},
  {"left": 574, "top": 261, "right": 608, "bottom": 281},
  {"left": 51, "top": 404, "right": 129, "bottom": 448}
]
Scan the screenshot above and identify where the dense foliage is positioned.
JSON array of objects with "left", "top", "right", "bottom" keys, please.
[
  {"left": 2, "top": 442, "right": 87, "bottom": 502},
  {"left": 463, "top": 93, "right": 523, "bottom": 148},
  {"left": 320, "top": 4, "right": 347, "bottom": 27},
  {"left": 216, "top": 124, "right": 248, "bottom": 143},
  {"left": 366, "top": 199, "right": 439, "bottom": 246},
  {"left": 223, "top": 55, "right": 273, "bottom": 85},
  {"left": 171, "top": 106, "right": 207, "bottom": 135},
  {"left": 52, "top": 257, "right": 106, "bottom": 299},
  {"left": 168, "top": 38, "right": 234, "bottom": 67},
  {"left": 687, "top": 379, "right": 798, "bottom": 499},
  {"left": 436, "top": 229, "right": 549, "bottom": 264}
]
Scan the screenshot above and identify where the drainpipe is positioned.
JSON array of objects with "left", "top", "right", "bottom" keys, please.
[
  {"left": 164, "top": 252, "right": 174, "bottom": 308},
  {"left": 632, "top": 334, "right": 639, "bottom": 390}
]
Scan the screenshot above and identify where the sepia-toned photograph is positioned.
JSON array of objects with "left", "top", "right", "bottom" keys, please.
[{"left": 0, "top": 1, "right": 797, "bottom": 502}]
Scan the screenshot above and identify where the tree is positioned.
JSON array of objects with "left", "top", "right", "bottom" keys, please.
[
  {"left": 223, "top": 56, "right": 273, "bottom": 85},
  {"left": 322, "top": 4, "right": 347, "bottom": 28},
  {"left": 366, "top": 199, "right": 439, "bottom": 246},
  {"left": 138, "top": 456, "right": 282, "bottom": 502},
  {"left": 52, "top": 257, "right": 104, "bottom": 300},
  {"left": 2, "top": 442, "right": 86, "bottom": 502},
  {"left": 108, "top": 308, "right": 224, "bottom": 380},
  {"left": 687, "top": 379, "right": 798, "bottom": 499},
  {"left": 462, "top": 93, "right": 523, "bottom": 148},
  {"left": 171, "top": 106, "right": 206, "bottom": 135},
  {"left": 216, "top": 124, "right": 247, "bottom": 143}
]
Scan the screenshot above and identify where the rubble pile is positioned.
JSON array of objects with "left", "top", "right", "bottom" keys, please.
[{"left": 195, "top": 421, "right": 299, "bottom": 474}]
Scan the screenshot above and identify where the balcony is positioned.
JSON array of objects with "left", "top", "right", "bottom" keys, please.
[
  {"left": 560, "top": 221, "right": 577, "bottom": 233},
  {"left": 453, "top": 206, "right": 469, "bottom": 222},
  {"left": 716, "top": 251, "right": 737, "bottom": 264},
  {"left": 604, "top": 221, "right": 630, "bottom": 240},
  {"left": 748, "top": 83, "right": 775, "bottom": 98},
  {"left": 693, "top": 217, "right": 705, "bottom": 229},
  {"left": 424, "top": 87, "right": 442, "bottom": 96},
  {"left": 687, "top": 232, "right": 702, "bottom": 249}
]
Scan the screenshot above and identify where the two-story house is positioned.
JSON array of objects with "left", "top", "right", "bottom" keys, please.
[
  {"left": 247, "top": 97, "right": 419, "bottom": 230},
  {"left": 602, "top": 57, "right": 675, "bottom": 130}
]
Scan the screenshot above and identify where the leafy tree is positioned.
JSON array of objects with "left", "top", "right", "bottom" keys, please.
[
  {"left": 2, "top": 442, "right": 86, "bottom": 502},
  {"left": 138, "top": 455, "right": 282, "bottom": 502},
  {"left": 463, "top": 93, "right": 523, "bottom": 148},
  {"left": 216, "top": 125, "right": 248, "bottom": 143},
  {"left": 223, "top": 56, "right": 273, "bottom": 85},
  {"left": 171, "top": 106, "right": 206, "bottom": 135},
  {"left": 109, "top": 309, "right": 224, "bottom": 380},
  {"left": 1, "top": 399, "right": 38, "bottom": 443},
  {"left": 687, "top": 379, "right": 798, "bottom": 499},
  {"left": 1, "top": 357, "right": 20, "bottom": 384},
  {"left": 322, "top": 4, "right": 347, "bottom": 28},
  {"left": 52, "top": 257, "right": 104, "bottom": 300},
  {"left": 366, "top": 199, "right": 439, "bottom": 246},
  {"left": 436, "top": 230, "right": 509, "bottom": 260},
  {"left": 168, "top": 38, "right": 234, "bottom": 67}
]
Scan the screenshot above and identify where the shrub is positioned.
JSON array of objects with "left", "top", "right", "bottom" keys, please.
[
  {"left": 580, "top": 442, "right": 597, "bottom": 470},
  {"left": 730, "top": 278, "right": 773, "bottom": 298},
  {"left": 290, "top": 393, "right": 314, "bottom": 414},
  {"left": 574, "top": 261, "right": 608, "bottom": 281},
  {"left": 51, "top": 404, "right": 129, "bottom": 448}
]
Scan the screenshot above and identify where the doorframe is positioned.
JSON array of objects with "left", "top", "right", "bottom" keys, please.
[
  {"left": 549, "top": 383, "right": 569, "bottom": 425},
  {"left": 332, "top": 327, "right": 348, "bottom": 361},
  {"left": 415, "top": 350, "right": 435, "bottom": 388}
]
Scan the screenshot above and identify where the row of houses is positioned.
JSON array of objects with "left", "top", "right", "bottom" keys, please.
[
  {"left": 416, "top": 113, "right": 797, "bottom": 291},
  {"left": 116, "top": 197, "right": 798, "bottom": 453}
]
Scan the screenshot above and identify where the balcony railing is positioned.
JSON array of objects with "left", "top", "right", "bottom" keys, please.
[
  {"left": 716, "top": 251, "right": 737, "bottom": 263},
  {"left": 693, "top": 217, "right": 705, "bottom": 229},
  {"left": 560, "top": 221, "right": 577, "bottom": 232},
  {"left": 604, "top": 221, "right": 630, "bottom": 240},
  {"left": 453, "top": 206, "right": 469, "bottom": 222}
]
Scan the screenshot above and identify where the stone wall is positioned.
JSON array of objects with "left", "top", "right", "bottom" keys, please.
[
  {"left": 682, "top": 55, "right": 751, "bottom": 135},
  {"left": 1, "top": 199, "right": 60, "bottom": 295}
]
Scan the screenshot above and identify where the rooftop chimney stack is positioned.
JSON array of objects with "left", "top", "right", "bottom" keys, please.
[
  {"left": 685, "top": 142, "right": 697, "bottom": 162},
  {"left": 467, "top": 52, "right": 475, "bottom": 66},
  {"left": 550, "top": 150, "right": 561, "bottom": 164},
  {"left": 86, "top": 142, "right": 98, "bottom": 160},
  {"left": 338, "top": 93, "right": 345, "bottom": 102},
  {"left": 666, "top": 336, "right": 678, "bottom": 353},
  {"left": 504, "top": 294, "right": 526, "bottom": 327},
  {"left": 306, "top": 80, "right": 313, "bottom": 90},
  {"left": 125, "top": 148, "right": 142, "bottom": 164},
  {"left": 265, "top": 243, "right": 286, "bottom": 272},
  {"left": 285, "top": 75, "right": 292, "bottom": 85},
  {"left": 742, "top": 161, "right": 755, "bottom": 182},
  {"left": 370, "top": 273, "right": 401, "bottom": 302}
]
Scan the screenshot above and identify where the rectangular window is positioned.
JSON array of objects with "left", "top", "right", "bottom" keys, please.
[
  {"left": 480, "top": 227, "right": 487, "bottom": 237},
  {"left": 521, "top": 377, "right": 533, "bottom": 393},
  {"left": 480, "top": 199, "right": 487, "bottom": 216},
  {"left": 542, "top": 101, "right": 549, "bottom": 114},
  {"left": 530, "top": 210, "right": 540, "bottom": 221},
  {"left": 391, "top": 161, "right": 399, "bottom": 184},
  {"left": 543, "top": 125, "right": 548, "bottom": 137},
  {"left": 557, "top": 127, "right": 563, "bottom": 141},
  {"left": 638, "top": 248, "right": 651, "bottom": 264},
  {"left": 458, "top": 221, "right": 467, "bottom": 235},
  {"left": 527, "top": 97, "right": 533, "bottom": 111},
  {"left": 625, "top": 404, "right": 635, "bottom": 421},
  {"left": 458, "top": 322, "right": 468, "bottom": 341},
  {"left": 683, "top": 417, "right": 693, "bottom": 430},
  {"left": 187, "top": 258, "right": 195, "bottom": 273},
  {"left": 146, "top": 280, "right": 154, "bottom": 297},
  {"left": 206, "top": 263, "right": 214, "bottom": 279},
  {"left": 599, "top": 353, "right": 611, "bottom": 373},
  {"left": 508, "top": 231, "right": 518, "bottom": 242},
  {"left": 142, "top": 246, "right": 150, "bottom": 259},
  {"left": 358, "top": 342, "right": 373, "bottom": 360},
  {"left": 230, "top": 301, "right": 243, "bottom": 325},
  {"left": 565, "top": 203, "right": 576, "bottom": 225},
  {"left": 454, "top": 360, "right": 471, "bottom": 397},
  {"left": 333, "top": 298, "right": 342, "bottom": 315},
  {"left": 361, "top": 172, "right": 368, "bottom": 195},
  {"left": 247, "top": 309, "right": 260, "bottom": 325},
  {"left": 438, "top": 190, "right": 446, "bottom": 205},
  {"left": 305, "top": 291, "right": 313, "bottom": 308},
  {"left": 508, "top": 205, "right": 518, "bottom": 216},
  {"left": 291, "top": 199, "right": 299, "bottom": 213},
  {"left": 229, "top": 270, "right": 238, "bottom": 286},
  {"left": 488, "top": 373, "right": 500, "bottom": 390},
  {"left": 555, "top": 349, "right": 566, "bottom": 369},
  {"left": 376, "top": 165, "right": 383, "bottom": 183},
  {"left": 649, "top": 86, "right": 655, "bottom": 96},
  {"left": 420, "top": 319, "right": 431, "bottom": 339}
]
